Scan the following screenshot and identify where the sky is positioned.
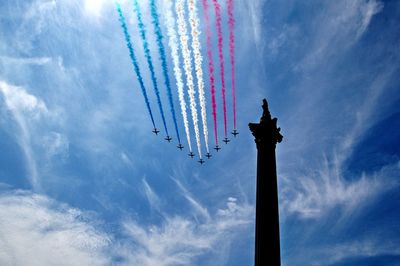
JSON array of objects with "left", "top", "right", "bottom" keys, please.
[{"left": 0, "top": 0, "right": 399, "bottom": 265}]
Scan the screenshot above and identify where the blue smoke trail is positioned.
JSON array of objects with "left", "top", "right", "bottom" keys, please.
[
  {"left": 133, "top": 0, "right": 169, "bottom": 136},
  {"left": 150, "top": 0, "right": 181, "bottom": 145},
  {"left": 116, "top": 3, "right": 156, "bottom": 129}
]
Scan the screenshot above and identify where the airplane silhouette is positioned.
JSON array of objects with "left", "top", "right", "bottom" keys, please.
[
  {"left": 152, "top": 128, "right": 160, "bottom": 135},
  {"left": 214, "top": 145, "right": 221, "bottom": 152},
  {"left": 165, "top": 136, "right": 172, "bottom": 142},
  {"left": 198, "top": 158, "right": 205, "bottom": 165},
  {"left": 177, "top": 144, "right": 184, "bottom": 150},
  {"left": 188, "top": 152, "right": 195, "bottom": 158},
  {"left": 223, "top": 137, "right": 230, "bottom": 144},
  {"left": 206, "top": 153, "right": 212, "bottom": 159},
  {"left": 232, "top": 129, "right": 239, "bottom": 137}
]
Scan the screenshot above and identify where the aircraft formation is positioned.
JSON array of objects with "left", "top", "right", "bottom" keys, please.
[
  {"left": 149, "top": 127, "right": 238, "bottom": 164},
  {"left": 116, "top": 0, "right": 237, "bottom": 165}
]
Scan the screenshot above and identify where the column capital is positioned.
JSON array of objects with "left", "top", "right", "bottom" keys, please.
[{"left": 249, "top": 99, "right": 283, "bottom": 149}]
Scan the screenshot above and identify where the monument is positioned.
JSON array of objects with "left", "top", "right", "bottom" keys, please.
[{"left": 249, "top": 99, "right": 283, "bottom": 266}]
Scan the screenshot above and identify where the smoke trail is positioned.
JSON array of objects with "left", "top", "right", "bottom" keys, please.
[
  {"left": 149, "top": 0, "right": 181, "bottom": 144},
  {"left": 176, "top": 0, "right": 203, "bottom": 158},
  {"left": 133, "top": 0, "right": 169, "bottom": 136},
  {"left": 201, "top": 0, "right": 218, "bottom": 146},
  {"left": 165, "top": 0, "right": 193, "bottom": 152},
  {"left": 187, "top": 0, "right": 210, "bottom": 153},
  {"left": 116, "top": 3, "right": 156, "bottom": 129},
  {"left": 212, "top": 0, "right": 228, "bottom": 137},
  {"left": 227, "top": 0, "right": 236, "bottom": 130}
]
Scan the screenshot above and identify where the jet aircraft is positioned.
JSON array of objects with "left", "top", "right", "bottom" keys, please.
[
  {"left": 232, "top": 130, "right": 239, "bottom": 137},
  {"left": 152, "top": 128, "right": 160, "bottom": 135},
  {"left": 188, "top": 152, "right": 195, "bottom": 158},
  {"left": 165, "top": 136, "right": 172, "bottom": 142},
  {"left": 206, "top": 153, "right": 212, "bottom": 159},
  {"left": 198, "top": 158, "right": 205, "bottom": 165},
  {"left": 214, "top": 145, "right": 221, "bottom": 152},
  {"left": 223, "top": 137, "right": 230, "bottom": 144},
  {"left": 177, "top": 144, "right": 184, "bottom": 150}
]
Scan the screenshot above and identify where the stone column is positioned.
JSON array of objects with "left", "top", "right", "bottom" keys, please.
[{"left": 249, "top": 99, "right": 283, "bottom": 266}]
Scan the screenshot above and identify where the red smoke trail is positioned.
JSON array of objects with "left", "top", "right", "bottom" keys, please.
[
  {"left": 227, "top": 0, "right": 236, "bottom": 130},
  {"left": 212, "top": 0, "right": 227, "bottom": 138},
  {"left": 201, "top": 0, "right": 218, "bottom": 146}
]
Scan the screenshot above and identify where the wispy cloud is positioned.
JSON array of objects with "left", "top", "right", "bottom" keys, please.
[
  {"left": 119, "top": 197, "right": 253, "bottom": 266},
  {"left": 273, "top": 0, "right": 398, "bottom": 223},
  {"left": 171, "top": 177, "right": 211, "bottom": 222},
  {"left": 0, "top": 191, "right": 110, "bottom": 266},
  {"left": 297, "top": 0, "right": 384, "bottom": 71},
  {"left": 114, "top": 178, "right": 254, "bottom": 266},
  {"left": 142, "top": 177, "right": 162, "bottom": 211},
  {"left": 16, "top": 0, "right": 57, "bottom": 52},
  {"left": 0, "top": 81, "right": 66, "bottom": 191},
  {"left": 310, "top": 238, "right": 400, "bottom": 266},
  {"left": 0, "top": 81, "right": 47, "bottom": 190},
  {"left": 281, "top": 156, "right": 399, "bottom": 219},
  {"left": 280, "top": 65, "right": 398, "bottom": 220},
  {"left": 0, "top": 188, "right": 253, "bottom": 266},
  {"left": 0, "top": 56, "right": 52, "bottom": 65},
  {"left": 242, "top": 0, "right": 265, "bottom": 55}
]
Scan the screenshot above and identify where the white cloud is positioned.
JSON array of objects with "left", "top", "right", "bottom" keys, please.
[
  {"left": 280, "top": 59, "right": 397, "bottom": 220},
  {"left": 298, "top": 0, "right": 384, "bottom": 71},
  {"left": 0, "top": 81, "right": 48, "bottom": 190},
  {"left": 120, "top": 152, "right": 134, "bottom": 167},
  {"left": 16, "top": 0, "right": 57, "bottom": 52},
  {"left": 357, "top": 0, "right": 384, "bottom": 38},
  {"left": 83, "top": 0, "right": 116, "bottom": 19},
  {"left": 171, "top": 177, "right": 211, "bottom": 222},
  {"left": 0, "top": 80, "right": 48, "bottom": 118},
  {"left": 113, "top": 179, "right": 254, "bottom": 266},
  {"left": 311, "top": 238, "right": 400, "bottom": 266},
  {"left": 142, "top": 177, "right": 162, "bottom": 211},
  {"left": 0, "top": 188, "right": 253, "bottom": 266},
  {"left": 41, "top": 131, "right": 70, "bottom": 158},
  {"left": 118, "top": 197, "right": 253, "bottom": 266},
  {"left": 242, "top": 0, "right": 265, "bottom": 55},
  {"left": 0, "top": 191, "right": 110, "bottom": 266},
  {"left": 281, "top": 157, "right": 399, "bottom": 219},
  {"left": 0, "top": 81, "right": 66, "bottom": 190},
  {"left": 338, "top": 68, "right": 395, "bottom": 163},
  {"left": 0, "top": 56, "right": 52, "bottom": 66}
]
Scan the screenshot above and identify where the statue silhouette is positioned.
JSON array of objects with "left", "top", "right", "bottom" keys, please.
[{"left": 249, "top": 99, "right": 282, "bottom": 266}]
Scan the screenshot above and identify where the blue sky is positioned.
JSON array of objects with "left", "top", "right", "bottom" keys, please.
[{"left": 0, "top": 0, "right": 399, "bottom": 265}]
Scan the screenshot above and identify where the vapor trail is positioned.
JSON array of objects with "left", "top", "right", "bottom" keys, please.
[
  {"left": 176, "top": 0, "right": 203, "bottom": 158},
  {"left": 187, "top": 0, "right": 210, "bottom": 153},
  {"left": 227, "top": 0, "right": 236, "bottom": 130},
  {"left": 149, "top": 0, "right": 181, "bottom": 144},
  {"left": 201, "top": 0, "right": 218, "bottom": 146},
  {"left": 116, "top": 3, "right": 156, "bottom": 129},
  {"left": 133, "top": 0, "right": 169, "bottom": 137},
  {"left": 165, "top": 0, "right": 193, "bottom": 152},
  {"left": 212, "top": 0, "right": 227, "bottom": 137}
]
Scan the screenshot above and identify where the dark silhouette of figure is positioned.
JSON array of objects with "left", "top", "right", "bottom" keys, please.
[{"left": 249, "top": 99, "right": 283, "bottom": 266}]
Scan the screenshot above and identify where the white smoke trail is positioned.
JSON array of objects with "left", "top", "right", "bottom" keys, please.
[
  {"left": 187, "top": 0, "right": 210, "bottom": 153},
  {"left": 176, "top": 0, "right": 203, "bottom": 158},
  {"left": 165, "top": 0, "right": 192, "bottom": 152}
]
